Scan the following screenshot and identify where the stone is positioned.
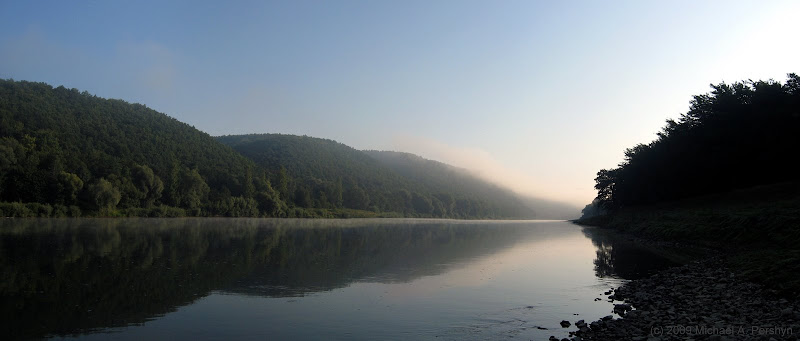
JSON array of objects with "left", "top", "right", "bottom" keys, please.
[{"left": 560, "top": 320, "right": 571, "bottom": 328}]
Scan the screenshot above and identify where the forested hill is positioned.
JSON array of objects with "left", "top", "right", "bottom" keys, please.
[
  {"left": 0, "top": 79, "right": 570, "bottom": 219},
  {"left": 218, "top": 134, "right": 550, "bottom": 219},
  {"left": 0, "top": 79, "right": 285, "bottom": 217}
]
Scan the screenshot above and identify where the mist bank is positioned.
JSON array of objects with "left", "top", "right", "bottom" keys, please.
[{"left": 390, "top": 135, "right": 591, "bottom": 208}]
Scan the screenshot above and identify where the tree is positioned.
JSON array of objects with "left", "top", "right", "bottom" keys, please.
[
  {"left": 90, "top": 178, "right": 121, "bottom": 213},
  {"left": 579, "top": 199, "right": 605, "bottom": 219},
  {"left": 256, "top": 190, "right": 283, "bottom": 217},
  {"left": 57, "top": 171, "right": 83, "bottom": 205},
  {"left": 294, "top": 187, "right": 313, "bottom": 208},
  {"left": 132, "top": 164, "right": 164, "bottom": 207},
  {"left": 594, "top": 169, "right": 617, "bottom": 210},
  {"left": 275, "top": 166, "right": 290, "bottom": 200},
  {"left": 180, "top": 168, "right": 210, "bottom": 214},
  {"left": 411, "top": 192, "right": 433, "bottom": 215},
  {"left": 165, "top": 160, "right": 182, "bottom": 207},
  {"left": 343, "top": 186, "right": 369, "bottom": 210}
]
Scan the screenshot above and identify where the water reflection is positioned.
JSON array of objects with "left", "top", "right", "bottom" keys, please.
[
  {"left": 1, "top": 219, "right": 690, "bottom": 340},
  {"left": 0, "top": 218, "right": 564, "bottom": 339},
  {"left": 581, "top": 227, "right": 701, "bottom": 279}
]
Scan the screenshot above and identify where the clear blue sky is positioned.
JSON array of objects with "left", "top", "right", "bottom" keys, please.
[{"left": 1, "top": 0, "right": 798, "bottom": 205}]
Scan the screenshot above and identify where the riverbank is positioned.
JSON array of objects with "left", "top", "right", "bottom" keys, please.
[
  {"left": 561, "top": 182, "right": 800, "bottom": 340},
  {"left": 553, "top": 256, "right": 799, "bottom": 341},
  {"left": 575, "top": 182, "right": 800, "bottom": 295}
]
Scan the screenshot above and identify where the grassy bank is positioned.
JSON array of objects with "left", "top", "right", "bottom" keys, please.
[{"left": 575, "top": 182, "right": 800, "bottom": 295}]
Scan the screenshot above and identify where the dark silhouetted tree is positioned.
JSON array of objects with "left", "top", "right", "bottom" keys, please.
[{"left": 594, "top": 73, "right": 800, "bottom": 210}]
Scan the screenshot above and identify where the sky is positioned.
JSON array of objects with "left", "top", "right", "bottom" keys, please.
[{"left": 1, "top": 0, "right": 798, "bottom": 207}]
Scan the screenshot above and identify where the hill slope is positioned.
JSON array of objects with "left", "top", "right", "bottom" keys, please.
[
  {"left": 365, "top": 151, "right": 580, "bottom": 219},
  {"left": 218, "top": 134, "right": 540, "bottom": 219},
  {"left": 0, "top": 79, "right": 284, "bottom": 217},
  {"left": 0, "top": 79, "right": 569, "bottom": 219}
]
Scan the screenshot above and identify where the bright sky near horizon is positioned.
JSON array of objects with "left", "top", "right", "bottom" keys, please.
[{"left": 1, "top": 1, "right": 798, "bottom": 207}]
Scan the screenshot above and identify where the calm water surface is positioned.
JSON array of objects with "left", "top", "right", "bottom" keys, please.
[{"left": 1, "top": 218, "right": 683, "bottom": 340}]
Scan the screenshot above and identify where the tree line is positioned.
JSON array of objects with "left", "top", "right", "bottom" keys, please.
[{"left": 592, "top": 74, "right": 800, "bottom": 211}]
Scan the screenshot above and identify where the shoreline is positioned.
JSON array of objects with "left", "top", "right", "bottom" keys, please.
[{"left": 552, "top": 255, "right": 799, "bottom": 341}]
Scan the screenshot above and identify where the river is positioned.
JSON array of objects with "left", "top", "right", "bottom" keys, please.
[{"left": 1, "top": 218, "right": 684, "bottom": 340}]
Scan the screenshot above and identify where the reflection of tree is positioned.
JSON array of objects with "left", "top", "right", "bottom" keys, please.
[
  {"left": 593, "top": 242, "right": 616, "bottom": 278},
  {"left": 582, "top": 227, "right": 680, "bottom": 280},
  {"left": 0, "top": 218, "right": 546, "bottom": 339}
]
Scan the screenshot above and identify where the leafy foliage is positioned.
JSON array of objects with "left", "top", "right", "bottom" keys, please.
[
  {"left": 594, "top": 74, "right": 800, "bottom": 210},
  {"left": 0, "top": 79, "right": 284, "bottom": 216}
]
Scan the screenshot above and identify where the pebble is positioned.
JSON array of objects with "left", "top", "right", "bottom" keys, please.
[{"left": 561, "top": 257, "right": 800, "bottom": 340}]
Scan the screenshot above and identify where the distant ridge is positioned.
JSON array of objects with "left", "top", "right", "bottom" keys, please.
[{"left": 219, "top": 134, "right": 578, "bottom": 219}]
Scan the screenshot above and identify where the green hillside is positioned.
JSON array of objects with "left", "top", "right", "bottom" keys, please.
[
  {"left": 0, "top": 79, "right": 284, "bottom": 217},
  {"left": 0, "top": 79, "right": 568, "bottom": 219},
  {"left": 218, "top": 134, "right": 539, "bottom": 219}
]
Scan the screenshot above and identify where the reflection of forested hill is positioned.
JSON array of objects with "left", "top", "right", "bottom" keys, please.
[
  {"left": 226, "top": 220, "right": 545, "bottom": 297},
  {"left": 0, "top": 218, "right": 548, "bottom": 339},
  {"left": 0, "top": 219, "right": 263, "bottom": 339}
]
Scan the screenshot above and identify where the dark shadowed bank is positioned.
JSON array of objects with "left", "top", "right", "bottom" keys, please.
[
  {"left": 564, "top": 74, "right": 800, "bottom": 340},
  {"left": 565, "top": 183, "right": 800, "bottom": 340},
  {"left": 578, "top": 74, "right": 800, "bottom": 292}
]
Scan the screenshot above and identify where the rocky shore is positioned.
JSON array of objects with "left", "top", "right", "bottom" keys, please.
[{"left": 551, "top": 257, "right": 799, "bottom": 341}]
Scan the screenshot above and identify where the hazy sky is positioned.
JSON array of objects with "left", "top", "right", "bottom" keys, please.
[{"left": 1, "top": 1, "right": 798, "bottom": 206}]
